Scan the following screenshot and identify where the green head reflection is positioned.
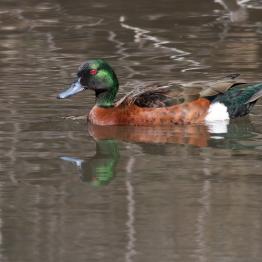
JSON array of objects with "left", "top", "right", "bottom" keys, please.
[
  {"left": 82, "top": 140, "right": 119, "bottom": 187},
  {"left": 61, "top": 139, "right": 119, "bottom": 187}
]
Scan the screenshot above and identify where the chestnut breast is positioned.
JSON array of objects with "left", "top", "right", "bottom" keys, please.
[{"left": 89, "top": 98, "right": 211, "bottom": 126}]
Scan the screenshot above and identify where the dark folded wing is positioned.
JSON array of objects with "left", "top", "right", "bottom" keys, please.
[{"left": 116, "top": 73, "right": 245, "bottom": 108}]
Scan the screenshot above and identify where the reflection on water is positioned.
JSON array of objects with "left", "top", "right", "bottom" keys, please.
[
  {"left": 0, "top": 0, "right": 262, "bottom": 261},
  {"left": 215, "top": 0, "right": 248, "bottom": 22},
  {"left": 61, "top": 119, "right": 261, "bottom": 187},
  {"left": 61, "top": 139, "right": 119, "bottom": 187}
]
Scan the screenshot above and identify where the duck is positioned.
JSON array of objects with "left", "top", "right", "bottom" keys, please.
[{"left": 57, "top": 59, "right": 262, "bottom": 126}]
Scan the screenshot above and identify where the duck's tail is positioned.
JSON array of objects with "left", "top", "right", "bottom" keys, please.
[{"left": 213, "top": 83, "right": 262, "bottom": 118}]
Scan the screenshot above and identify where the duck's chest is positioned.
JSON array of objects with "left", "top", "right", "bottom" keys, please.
[
  {"left": 88, "top": 104, "right": 146, "bottom": 126},
  {"left": 89, "top": 106, "right": 121, "bottom": 125}
]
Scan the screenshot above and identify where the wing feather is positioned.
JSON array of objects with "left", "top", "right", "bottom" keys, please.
[{"left": 115, "top": 74, "right": 245, "bottom": 108}]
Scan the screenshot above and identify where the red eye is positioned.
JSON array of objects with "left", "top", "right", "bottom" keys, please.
[{"left": 90, "top": 69, "right": 97, "bottom": 75}]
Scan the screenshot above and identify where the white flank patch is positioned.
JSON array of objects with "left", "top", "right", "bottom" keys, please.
[
  {"left": 205, "top": 102, "right": 230, "bottom": 135},
  {"left": 205, "top": 102, "right": 229, "bottom": 122}
]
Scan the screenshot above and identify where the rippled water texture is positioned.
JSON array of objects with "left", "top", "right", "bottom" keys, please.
[{"left": 0, "top": 0, "right": 262, "bottom": 261}]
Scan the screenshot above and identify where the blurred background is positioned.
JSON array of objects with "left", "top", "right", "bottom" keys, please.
[{"left": 0, "top": 0, "right": 262, "bottom": 261}]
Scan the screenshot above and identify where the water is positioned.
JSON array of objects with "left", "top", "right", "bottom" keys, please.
[{"left": 0, "top": 0, "right": 262, "bottom": 261}]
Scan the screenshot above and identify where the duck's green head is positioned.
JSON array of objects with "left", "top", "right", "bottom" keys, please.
[{"left": 57, "top": 59, "right": 119, "bottom": 107}]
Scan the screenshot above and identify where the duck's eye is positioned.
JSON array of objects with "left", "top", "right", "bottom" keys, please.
[{"left": 90, "top": 69, "right": 97, "bottom": 75}]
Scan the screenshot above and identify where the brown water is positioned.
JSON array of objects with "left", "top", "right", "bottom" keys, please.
[{"left": 1, "top": 0, "right": 262, "bottom": 261}]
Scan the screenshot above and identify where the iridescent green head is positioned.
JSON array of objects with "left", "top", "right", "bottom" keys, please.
[{"left": 57, "top": 59, "right": 119, "bottom": 107}]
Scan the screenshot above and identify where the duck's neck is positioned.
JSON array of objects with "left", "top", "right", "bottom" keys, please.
[
  {"left": 95, "top": 90, "right": 115, "bottom": 107},
  {"left": 95, "top": 84, "right": 118, "bottom": 108}
]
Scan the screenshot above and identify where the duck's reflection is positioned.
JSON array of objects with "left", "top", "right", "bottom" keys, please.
[
  {"left": 61, "top": 139, "right": 119, "bottom": 187},
  {"left": 88, "top": 123, "right": 211, "bottom": 147},
  {"left": 60, "top": 119, "right": 259, "bottom": 187}
]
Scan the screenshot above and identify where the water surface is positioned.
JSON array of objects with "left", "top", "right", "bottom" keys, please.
[{"left": 0, "top": 0, "right": 262, "bottom": 261}]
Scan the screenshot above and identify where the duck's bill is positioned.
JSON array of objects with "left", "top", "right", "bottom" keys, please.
[{"left": 57, "top": 78, "right": 85, "bottom": 99}]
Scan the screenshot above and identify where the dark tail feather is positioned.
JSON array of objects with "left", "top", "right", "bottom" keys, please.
[
  {"left": 245, "top": 89, "right": 262, "bottom": 104},
  {"left": 214, "top": 82, "right": 262, "bottom": 118}
]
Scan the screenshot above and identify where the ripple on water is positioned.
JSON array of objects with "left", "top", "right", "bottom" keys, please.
[{"left": 0, "top": 0, "right": 262, "bottom": 262}]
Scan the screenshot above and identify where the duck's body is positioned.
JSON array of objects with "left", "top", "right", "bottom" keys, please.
[
  {"left": 89, "top": 98, "right": 210, "bottom": 126},
  {"left": 57, "top": 59, "right": 262, "bottom": 126}
]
